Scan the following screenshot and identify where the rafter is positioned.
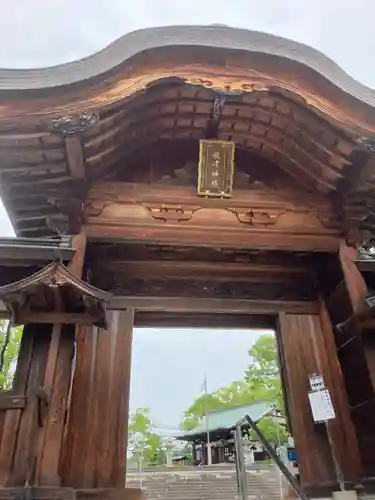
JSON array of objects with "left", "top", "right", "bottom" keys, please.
[
  {"left": 93, "top": 126, "right": 335, "bottom": 192},
  {"left": 65, "top": 136, "right": 86, "bottom": 179},
  {"left": 84, "top": 99, "right": 354, "bottom": 161}
]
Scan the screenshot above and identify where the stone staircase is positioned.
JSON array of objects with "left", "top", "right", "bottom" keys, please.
[{"left": 126, "top": 463, "right": 281, "bottom": 500}]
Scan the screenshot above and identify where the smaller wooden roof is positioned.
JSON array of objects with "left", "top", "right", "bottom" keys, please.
[
  {"left": 176, "top": 401, "right": 278, "bottom": 441},
  {"left": 0, "top": 261, "right": 112, "bottom": 328}
]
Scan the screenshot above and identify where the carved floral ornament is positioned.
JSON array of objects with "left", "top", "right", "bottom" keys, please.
[
  {"left": 49, "top": 111, "right": 99, "bottom": 135},
  {"left": 183, "top": 77, "right": 270, "bottom": 95},
  {"left": 358, "top": 135, "right": 375, "bottom": 153}
]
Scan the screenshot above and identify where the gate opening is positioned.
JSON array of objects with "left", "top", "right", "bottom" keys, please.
[{"left": 126, "top": 320, "right": 296, "bottom": 499}]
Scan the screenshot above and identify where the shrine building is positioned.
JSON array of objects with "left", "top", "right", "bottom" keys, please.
[{"left": 175, "top": 401, "right": 280, "bottom": 465}]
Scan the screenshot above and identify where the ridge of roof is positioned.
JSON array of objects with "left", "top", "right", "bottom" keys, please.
[
  {"left": 0, "top": 25, "right": 373, "bottom": 109},
  {"left": 206, "top": 399, "right": 273, "bottom": 415}
]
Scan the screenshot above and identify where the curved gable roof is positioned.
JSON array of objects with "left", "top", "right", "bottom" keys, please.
[{"left": 0, "top": 24, "right": 373, "bottom": 107}]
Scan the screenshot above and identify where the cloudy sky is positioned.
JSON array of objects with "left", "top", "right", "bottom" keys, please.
[{"left": 0, "top": 0, "right": 374, "bottom": 429}]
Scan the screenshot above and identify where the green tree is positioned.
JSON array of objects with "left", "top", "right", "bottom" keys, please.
[
  {"left": 245, "top": 334, "right": 283, "bottom": 409},
  {"left": 0, "top": 321, "right": 23, "bottom": 390},
  {"left": 182, "top": 392, "right": 222, "bottom": 431},
  {"left": 256, "top": 417, "right": 288, "bottom": 445},
  {"left": 182, "top": 380, "right": 260, "bottom": 431},
  {"left": 181, "top": 334, "right": 288, "bottom": 445},
  {"left": 128, "top": 407, "right": 166, "bottom": 466}
]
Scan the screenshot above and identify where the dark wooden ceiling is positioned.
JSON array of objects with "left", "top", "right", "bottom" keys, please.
[
  {"left": 85, "top": 241, "right": 316, "bottom": 302},
  {"left": 0, "top": 79, "right": 373, "bottom": 238}
]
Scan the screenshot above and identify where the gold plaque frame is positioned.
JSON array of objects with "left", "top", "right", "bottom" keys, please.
[{"left": 197, "top": 140, "right": 235, "bottom": 198}]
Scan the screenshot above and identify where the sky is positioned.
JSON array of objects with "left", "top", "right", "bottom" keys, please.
[
  {"left": 130, "top": 328, "right": 268, "bottom": 430},
  {"left": 1, "top": 0, "right": 375, "bottom": 429}
]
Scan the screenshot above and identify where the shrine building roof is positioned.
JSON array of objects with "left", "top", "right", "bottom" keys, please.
[
  {"left": 175, "top": 400, "right": 278, "bottom": 441},
  {"left": 0, "top": 25, "right": 375, "bottom": 239}
]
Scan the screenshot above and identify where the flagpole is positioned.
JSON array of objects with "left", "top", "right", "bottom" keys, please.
[{"left": 203, "top": 373, "right": 212, "bottom": 465}]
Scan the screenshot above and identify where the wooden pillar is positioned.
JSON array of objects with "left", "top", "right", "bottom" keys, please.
[
  {"left": 62, "top": 308, "right": 134, "bottom": 488},
  {"left": 330, "top": 243, "right": 375, "bottom": 478},
  {"left": 5, "top": 324, "right": 52, "bottom": 486},
  {"left": 338, "top": 243, "right": 367, "bottom": 315},
  {"left": 33, "top": 232, "right": 86, "bottom": 486},
  {"left": 0, "top": 325, "right": 36, "bottom": 486},
  {"left": 0, "top": 324, "right": 76, "bottom": 488},
  {"left": 36, "top": 324, "right": 75, "bottom": 485},
  {"left": 278, "top": 305, "right": 362, "bottom": 494}
]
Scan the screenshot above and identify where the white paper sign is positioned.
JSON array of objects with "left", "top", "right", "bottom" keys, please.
[
  {"left": 308, "top": 389, "right": 335, "bottom": 422},
  {"left": 309, "top": 374, "right": 325, "bottom": 391}
]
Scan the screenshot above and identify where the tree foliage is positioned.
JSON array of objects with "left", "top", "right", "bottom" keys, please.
[
  {"left": 245, "top": 334, "right": 284, "bottom": 411},
  {"left": 128, "top": 407, "right": 167, "bottom": 466},
  {"left": 129, "top": 333, "right": 288, "bottom": 461},
  {"left": 0, "top": 321, "right": 23, "bottom": 390},
  {"left": 181, "top": 333, "right": 287, "bottom": 444},
  {"left": 182, "top": 380, "right": 255, "bottom": 431}
]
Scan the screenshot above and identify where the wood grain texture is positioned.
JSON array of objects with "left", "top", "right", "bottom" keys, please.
[
  {"left": 84, "top": 181, "right": 341, "bottom": 252},
  {"left": 278, "top": 310, "right": 362, "bottom": 490},
  {"left": 8, "top": 324, "right": 51, "bottom": 486},
  {"left": 278, "top": 313, "right": 335, "bottom": 488},
  {"left": 37, "top": 325, "right": 74, "bottom": 486},
  {"left": 62, "top": 310, "right": 134, "bottom": 488}
]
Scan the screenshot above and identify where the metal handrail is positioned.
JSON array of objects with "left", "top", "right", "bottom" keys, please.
[{"left": 236, "top": 414, "right": 310, "bottom": 500}]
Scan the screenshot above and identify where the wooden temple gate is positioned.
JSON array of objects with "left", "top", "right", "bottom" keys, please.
[{"left": 0, "top": 26, "right": 374, "bottom": 499}]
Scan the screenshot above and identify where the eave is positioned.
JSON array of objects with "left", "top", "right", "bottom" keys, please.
[
  {"left": 0, "top": 261, "right": 112, "bottom": 328},
  {"left": 0, "top": 26, "right": 374, "bottom": 241},
  {"left": 0, "top": 236, "right": 75, "bottom": 265}
]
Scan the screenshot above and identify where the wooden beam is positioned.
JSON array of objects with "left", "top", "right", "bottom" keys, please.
[
  {"left": 69, "top": 233, "right": 86, "bottom": 277},
  {"left": 339, "top": 242, "right": 368, "bottom": 315},
  {"left": 97, "top": 260, "right": 310, "bottom": 282},
  {"left": 0, "top": 394, "right": 26, "bottom": 410},
  {"left": 0, "top": 486, "right": 144, "bottom": 500},
  {"left": 109, "top": 296, "right": 318, "bottom": 315},
  {"left": 65, "top": 137, "right": 85, "bottom": 179},
  {"left": 4, "top": 312, "right": 102, "bottom": 326},
  {"left": 135, "top": 311, "right": 275, "bottom": 329},
  {"left": 85, "top": 224, "right": 340, "bottom": 253}
]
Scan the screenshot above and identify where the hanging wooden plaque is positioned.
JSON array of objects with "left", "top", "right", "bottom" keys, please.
[{"left": 197, "top": 140, "right": 235, "bottom": 198}]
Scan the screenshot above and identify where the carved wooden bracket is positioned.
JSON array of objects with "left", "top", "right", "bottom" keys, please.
[
  {"left": 46, "top": 183, "right": 87, "bottom": 234},
  {"left": 84, "top": 201, "right": 113, "bottom": 218},
  {"left": 145, "top": 204, "right": 200, "bottom": 223},
  {"left": 227, "top": 208, "right": 281, "bottom": 226}
]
